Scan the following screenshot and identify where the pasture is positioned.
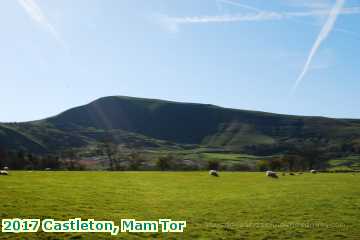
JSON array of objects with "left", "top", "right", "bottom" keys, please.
[{"left": 0, "top": 172, "right": 359, "bottom": 239}]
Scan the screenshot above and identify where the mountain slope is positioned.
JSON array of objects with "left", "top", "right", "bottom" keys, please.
[
  {"left": 1, "top": 96, "right": 360, "bottom": 154},
  {"left": 0, "top": 124, "right": 47, "bottom": 153}
]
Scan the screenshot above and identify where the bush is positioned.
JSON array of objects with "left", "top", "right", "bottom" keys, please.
[
  {"left": 156, "top": 155, "right": 174, "bottom": 171},
  {"left": 207, "top": 160, "right": 220, "bottom": 170},
  {"left": 256, "top": 160, "right": 269, "bottom": 171}
]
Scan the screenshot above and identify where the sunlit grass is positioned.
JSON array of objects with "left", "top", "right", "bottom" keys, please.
[{"left": 0, "top": 172, "right": 359, "bottom": 239}]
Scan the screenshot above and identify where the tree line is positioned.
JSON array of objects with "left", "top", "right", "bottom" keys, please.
[{"left": 0, "top": 141, "right": 344, "bottom": 171}]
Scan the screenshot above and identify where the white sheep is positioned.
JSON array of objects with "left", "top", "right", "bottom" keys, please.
[
  {"left": 266, "top": 170, "right": 278, "bottom": 178},
  {"left": 310, "top": 169, "right": 317, "bottom": 174},
  {"left": 0, "top": 170, "right": 8, "bottom": 175},
  {"left": 209, "top": 170, "right": 219, "bottom": 177}
]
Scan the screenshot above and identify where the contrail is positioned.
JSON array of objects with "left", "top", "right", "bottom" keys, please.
[
  {"left": 218, "top": 0, "right": 359, "bottom": 38},
  {"left": 170, "top": 12, "right": 283, "bottom": 24},
  {"left": 218, "top": 0, "right": 262, "bottom": 12},
  {"left": 168, "top": 6, "right": 358, "bottom": 25},
  {"left": 17, "top": 0, "right": 65, "bottom": 47},
  {"left": 291, "top": 0, "right": 346, "bottom": 93}
]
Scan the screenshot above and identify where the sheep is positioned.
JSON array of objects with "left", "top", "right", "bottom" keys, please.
[
  {"left": 209, "top": 170, "right": 219, "bottom": 177},
  {"left": 0, "top": 170, "right": 8, "bottom": 176},
  {"left": 289, "top": 172, "right": 295, "bottom": 176},
  {"left": 266, "top": 171, "right": 278, "bottom": 178},
  {"left": 310, "top": 169, "right": 317, "bottom": 174}
]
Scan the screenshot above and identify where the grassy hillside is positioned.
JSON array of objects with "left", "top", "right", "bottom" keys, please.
[
  {"left": 0, "top": 172, "right": 359, "bottom": 239},
  {"left": 0, "top": 124, "right": 47, "bottom": 153},
  {"left": 1, "top": 96, "right": 360, "bottom": 156}
]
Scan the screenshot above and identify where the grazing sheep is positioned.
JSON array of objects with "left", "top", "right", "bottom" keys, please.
[
  {"left": 0, "top": 170, "right": 8, "bottom": 175},
  {"left": 45, "top": 168, "right": 51, "bottom": 171},
  {"left": 209, "top": 170, "right": 219, "bottom": 177},
  {"left": 289, "top": 172, "right": 295, "bottom": 176},
  {"left": 310, "top": 169, "right": 317, "bottom": 174},
  {"left": 266, "top": 171, "right": 278, "bottom": 178},
  {"left": 3, "top": 167, "right": 8, "bottom": 171}
]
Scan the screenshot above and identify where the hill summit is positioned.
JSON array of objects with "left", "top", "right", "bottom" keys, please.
[{"left": 1, "top": 96, "right": 360, "bottom": 155}]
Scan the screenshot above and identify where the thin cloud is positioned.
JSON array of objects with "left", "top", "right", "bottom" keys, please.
[
  {"left": 17, "top": 0, "right": 65, "bottom": 47},
  {"left": 219, "top": 0, "right": 359, "bottom": 38},
  {"left": 218, "top": 0, "right": 262, "bottom": 12},
  {"left": 285, "top": 0, "right": 333, "bottom": 10},
  {"left": 170, "top": 12, "right": 283, "bottom": 24},
  {"left": 166, "top": 6, "right": 359, "bottom": 25},
  {"left": 292, "top": 0, "right": 345, "bottom": 93},
  {"left": 162, "top": 0, "right": 360, "bottom": 26}
]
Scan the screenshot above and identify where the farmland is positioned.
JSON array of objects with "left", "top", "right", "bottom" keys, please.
[{"left": 1, "top": 172, "right": 360, "bottom": 239}]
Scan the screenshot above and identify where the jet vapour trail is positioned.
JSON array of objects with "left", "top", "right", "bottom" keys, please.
[
  {"left": 218, "top": 0, "right": 262, "bottom": 12},
  {"left": 218, "top": 0, "right": 359, "bottom": 38},
  {"left": 169, "top": 6, "right": 359, "bottom": 24},
  {"left": 291, "top": 0, "right": 346, "bottom": 93},
  {"left": 17, "top": 0, "right": 66, "bottom": 48}
]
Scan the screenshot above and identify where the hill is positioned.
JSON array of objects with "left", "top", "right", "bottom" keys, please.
[{"left": 1, "top": 96, "right": 360, "bottom": 156}]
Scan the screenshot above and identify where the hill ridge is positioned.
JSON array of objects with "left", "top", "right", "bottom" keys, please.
[{"left": 1, "top": 95, "right": 360, "bottom": 155}]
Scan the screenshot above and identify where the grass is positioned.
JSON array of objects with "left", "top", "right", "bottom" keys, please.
[
  {"left": 150, "top": 149, "right": 269, "bottom": 162},
  {"left": 1, "top": 172, "right": 360, "bottom": 239},
  {"left": 200, "top": 153, "right": 267, "bottom": 161},
  {"left": 328, "top": 155, "right": 360, "bottom": 171},
  {"left": 141, "top": 149, "right": 268, "bottom": 165}
]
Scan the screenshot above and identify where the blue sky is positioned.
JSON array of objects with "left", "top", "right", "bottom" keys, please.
[{"left": 1, "top": 0, "right": 359, "bottom": 122}]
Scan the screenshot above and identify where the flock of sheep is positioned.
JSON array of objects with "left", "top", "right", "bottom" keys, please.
[
  {"left": 209, "top": 169, "right": 318, "bottom": 178},
  {"left": 0, "top": 167, "right": 319, "bottom": 177}
]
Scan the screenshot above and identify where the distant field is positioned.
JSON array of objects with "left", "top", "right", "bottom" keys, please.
[
  {"left": 1, "top": 172, "right": 360, "bottom": 239},
  {"left": 328, "top": 155, "right": 360, "bottom": 171},
  {"left": 150, "top": 149, "right": 270, "bottom": 167},
  {"left": 200, "top": 153, "right": 264, "bottom": 161}
]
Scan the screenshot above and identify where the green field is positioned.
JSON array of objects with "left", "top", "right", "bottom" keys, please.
[
  {"left": 328, "top": 155, "right": 360, "bottom": 171},
  {"left": 1, "top": 172, "right": 360, "bottom": 239}
]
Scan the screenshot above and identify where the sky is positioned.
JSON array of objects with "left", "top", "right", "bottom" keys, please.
[{"left": 1, "top": 0, "right": 359, "bottom": 122}]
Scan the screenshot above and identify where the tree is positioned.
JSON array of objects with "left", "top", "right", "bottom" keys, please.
[
  {"left": 207, "top": 160, "right": 220, "bottom": 171},
  {"left": 279, "top": 141, "right": 329, "bottom": 171},
  {"left": 256, "top": 160, "right": 269, "bottom": 171},
  {"left": 62, "top": 149, "right": 78, "bottom": 170},
  {"left": 157, "top": 154, "right": 174, "bottom": 171},
  {"left": 294, "top": 143, "right": 324, "bottom": 170},
  {"left": 41, "top": 154, "right": 61, "bottom": 169},
  {"left": 128, "top": 151, "right": 145, "bottom": 170},
  {"left": 26, "top": 153, "right": 38, "bottom": 170},
  {"left": 281, "top": 154, "right": 306, "bottom": 171},
  {"left": 99, "top": 139, "right": 118, "bottom": 171},
  {"left": 10, "top": 150, "right": 28, "bottom": 169},
  {"left": 0, "top": 148, "right": 8, "bottom": 168}
]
